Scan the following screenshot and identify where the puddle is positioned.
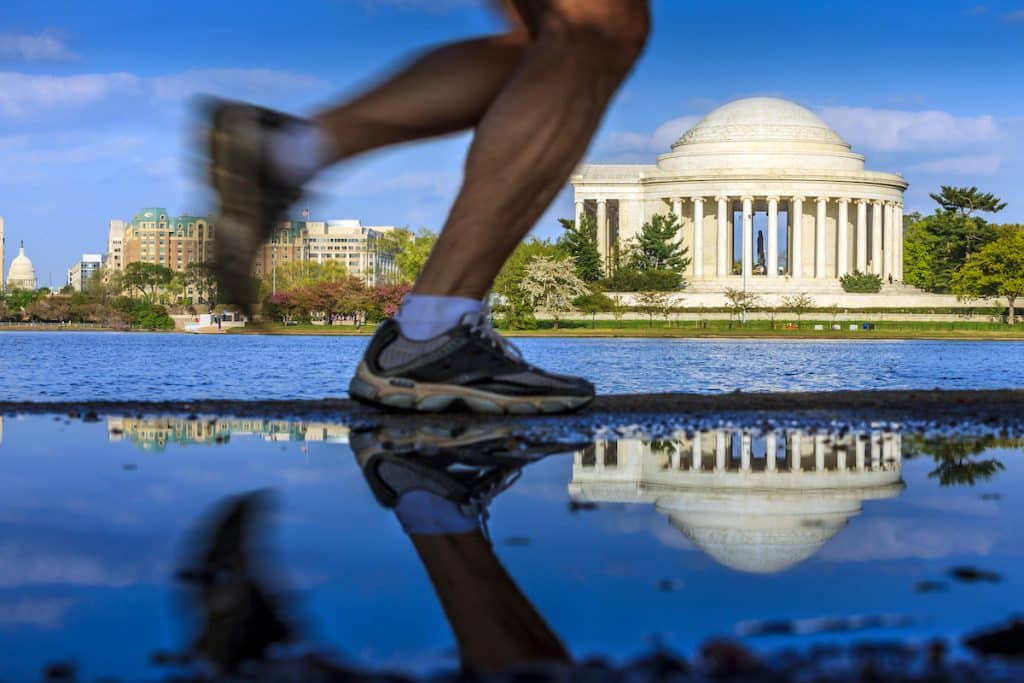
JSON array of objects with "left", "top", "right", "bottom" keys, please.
[{"left": 1, "top": 413, "right": 1022, "bottom": 680}]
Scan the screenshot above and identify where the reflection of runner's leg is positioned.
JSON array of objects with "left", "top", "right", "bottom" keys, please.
[{"left": 352, "top": 425, "right": 575, "bottom": 673}]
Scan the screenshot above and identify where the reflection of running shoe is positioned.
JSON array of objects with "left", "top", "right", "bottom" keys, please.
[
  {"left": 348, "top": 313, "right": 595, "bottom": 415},
  {"left": 204, "top": 100, "right": 304, "bottom": 315},
  {"left": 351, "top": 425, "right": 584, "bottom": 516}
]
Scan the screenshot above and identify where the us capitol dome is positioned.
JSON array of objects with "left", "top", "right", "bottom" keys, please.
[
  {"left": 6, "top": 241, "right": 38, "bottom": 290},
  {"left": 571, "top": 97, "right": 909, "bottom": 297}
]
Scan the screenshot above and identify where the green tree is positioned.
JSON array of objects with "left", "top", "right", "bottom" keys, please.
[
  {"left": 780, "top": 293, "right": 814, "bottom": 328},
  {"left": 839, "top": 271, "right": 882, "bottom": 293},
  {"left": 903, "top": 211, "right": 998, "bottom": 292},
  {"left": 626, "top": 213, "right": 691, "bottom": 273},
  {"left": 378, "top": 227, "right": 437, "bottom": 283},
  {"left": 183, "top": 262, "right": 218, "bottom": 307},
  {"left": 929, "top": 185, "right": 1007, "bottom": 217},
  {"left": 557, "top": 214, "right": 603, "bottom": 282},
  {"left": 724, "top": 288, "right": 760, "bottom": 326},
  {"left": 952, "top": 228, "right": 1024, "bottom": 324},
  {"left": 634, "top": 290, "right": 668, "bottom": 327},
  {"left": 123, "top": 263, "right": 174, "bottom": 302},
  {"left": 573, "top": 290, "right": 615, "bottom": 328}
]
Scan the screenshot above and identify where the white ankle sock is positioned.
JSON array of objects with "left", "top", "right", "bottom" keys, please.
[
  {"left": 267, "top": 119, "right": 336, "bottom": 186},
  {"left": 394, "top": 294, "right": 482, "bottom": 341},
  {"left": 395, "top": 490, "right": 480, "bottom": 536}
]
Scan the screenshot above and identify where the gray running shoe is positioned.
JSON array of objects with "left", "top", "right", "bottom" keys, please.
[
  {"left": 204, "top": 100, "right": 305, "bottom": 316},
  {"left": 348, "top": 312, "right": 595, "bottom": 414},
  {"left": 352, "top": 424, "right": 584, "bottom": 515}
]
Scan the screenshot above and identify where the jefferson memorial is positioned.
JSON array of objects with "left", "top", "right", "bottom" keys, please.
[{"left": 572, "top": 97, "right": 909, "bottom": 298}]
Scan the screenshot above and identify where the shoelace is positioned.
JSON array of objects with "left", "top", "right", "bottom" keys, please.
[
  {"left": 465, "top": 312, "right": 525, "bottom": 364},
  {"left": 458, "top": 467, "right": 523, "bottom": 542}
]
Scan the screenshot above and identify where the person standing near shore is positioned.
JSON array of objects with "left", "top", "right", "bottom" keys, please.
[{"left": 204, "top": 1, "right": 650, "bottom": 414}]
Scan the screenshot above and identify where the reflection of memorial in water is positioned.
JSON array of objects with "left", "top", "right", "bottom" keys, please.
[
  {"left": 569, "top": 430, "right": 904, "bottom": 573},
  {"left": 107, "top": 417, "right": 351, "bottom": 451}
]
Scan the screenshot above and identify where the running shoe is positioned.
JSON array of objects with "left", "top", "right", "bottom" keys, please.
[
  {"left": 204, "top": 100, "right": 305, "bottom": 315},
  {"left": 348, "top": 311, "right": 595, "bottom": 414},
  {"left": 352, "top": 424, "right": 584, "bottom": 517}
]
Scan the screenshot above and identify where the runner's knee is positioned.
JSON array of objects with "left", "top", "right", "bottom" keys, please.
[{"left": 547, "top": 2, "right": 650, "bottom": 76}]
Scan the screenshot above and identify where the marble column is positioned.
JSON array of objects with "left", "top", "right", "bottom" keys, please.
[
  {"left": 574, "top": 200, "right": 584, "bottom": 227},
  {"left": 791, "top": 196, "right": 804, "bottom": 278},
  {"left": 871, "top": 201, "right": 883, "bottom": 276},
  {"left": 767, "top": 196, "right": 779, "bottom": 279},
  {"left": 596, "top": 199, "right": 608, "bottom": 274},
  {"left": 871, "top": 432, "right": 882, "bottom": 470},
  {"left": 837, "top": 198, "right": 850, "bottom": 278},
  {"left": 742, "top": 196, "right": 753, "bottom": 279},
  {"left": 790, "top": 432, "right": 802, "bottom": 472},
  {"left": 856, "top": 200, "right": 868, "bottom": 273},
  {"left": 692, "top": 432, "right": 702, "bottom": 470},
  {"left": 855, "top": 436, "right": 866, "bottom": 471},
  {"left": 816, "top": 197, "right": 828, "bottom": 278},
  {"left": 672, "top": 197, "right": 683, "bottom": 223},
  {"left": 766, "top": 432, "right": 777, "bottom": 471},
  {"left": 815, "top": 434, "right": 826, "bottom": 471},
  {"left": 715, "top": 431, "right": 726, "bottom": 472},
  {"left": 741, "top": 432, "right": 751, "bottom": 472},
  {"left": 883, "top": 202, "right": 894, "bottom": 282},
  {"left": 716, "top": 196, "right": 729, "bottom": 277},
  {"left": 894, "top": 204, "right": 904, "bottom": 281},
  {"left": 693, "top": 197, "right": 705, "bottom": 279}
]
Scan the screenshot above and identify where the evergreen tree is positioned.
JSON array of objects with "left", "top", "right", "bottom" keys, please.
[
  {"left": 557, "top": 214, "right": 603, "bottom": 281},
  {"left": 929, "top": 186, "right": 1007, "bottom": 217},
  {"left": 626, "top": 213, "right": 691, "bottom": 273}
]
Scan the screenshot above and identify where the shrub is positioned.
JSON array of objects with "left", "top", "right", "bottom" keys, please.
[
  {"left": 602, "top": 268, "right": 682, "bottom": 292},
  {"left": 840, "top": 271, "right": 883, "bottom": 293}
]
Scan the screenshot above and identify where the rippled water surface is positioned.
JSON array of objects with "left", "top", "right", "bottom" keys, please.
[
  {"left": 0, "top": 414, "right": 1020, "bottom": 681},
  {"left": 2, "top": 331, "right": 1023, "bottom": 401}
]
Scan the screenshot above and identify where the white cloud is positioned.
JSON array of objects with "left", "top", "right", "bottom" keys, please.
[
  {"left": 0, "top": 132, "right": 145, "bottom": 178},
  {"left": 604, "top": 115, "right": 701, "bottom": 154},
  {"left": 0, "top": 31, "right": 77, "bottom": 63},
  {"left": 817, "top": 106, "right": 997, "bottom": 151},
  {"left": 0, "top": 597, "right": 77, "bottom": 629},
  {"left": 908, "top": 154, "right": 1002, "bottom": 175},
  {"left": 150, "top": 68, "right": 326, "bottom": 101},
  {"left": 1002, "top": 9, "right": 1024, "bottom": 22},
  {"left": 0, "top": 72, "right": 140, "bottom": 118},
  {"left": 0, "top": 68, "right": 326, "bottom": 119}
]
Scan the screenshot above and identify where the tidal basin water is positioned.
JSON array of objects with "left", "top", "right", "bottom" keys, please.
[
  {"left": 0, "top": 414, "right": 1021, "bottom": 680},
  {"left": 3, "top": 331, "right": 1024, "bottom": 401}
]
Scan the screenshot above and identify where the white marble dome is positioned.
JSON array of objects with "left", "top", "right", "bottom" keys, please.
[
  {"left": 656, "top": 96, "right": 864, "bottom": 173},
  {"left": 6, "top": 242, "right": 37, "bottom": 290},
  {"left": 673, "top": 97, "right": 848, "bottom": 148}
]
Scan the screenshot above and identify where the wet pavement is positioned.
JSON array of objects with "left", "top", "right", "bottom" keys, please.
[{"left": 2, "top": 393, "right": 1024, "bottom": 681}]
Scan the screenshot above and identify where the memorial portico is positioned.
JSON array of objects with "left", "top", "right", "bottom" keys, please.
[{"left": 571, "top": 97, "right": 909, "bottom": 293}]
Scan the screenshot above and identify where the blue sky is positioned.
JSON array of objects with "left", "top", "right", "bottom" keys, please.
[{"left": 2, "top": 0, "right": 1023, "bottom": 284}]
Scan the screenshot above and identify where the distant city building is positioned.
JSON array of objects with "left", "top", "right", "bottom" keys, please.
[
  {"left": 6, "top": 241, "right": 37, "bottom": 290},
  {"left": 67, "top": 253, "right": 104, "bottom": 292},
  {"left": 252, "top": 220, "right": 306, "bottom": 279},
  {"left": 121, "top": 207, "right": 213, "bottom": 273},
  {"left": 303, "top": 220, "right": 397, "bottom": 286},
  {"left": 118, "top": 208, "right": 398, "bottom": 289},
  {"left": 107, "top": 219, "right": 126, "bottom": 271}
]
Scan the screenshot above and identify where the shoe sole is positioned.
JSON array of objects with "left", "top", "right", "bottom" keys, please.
[{"left": 348, "top": 363, "right": 593, "bottom": 415}]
